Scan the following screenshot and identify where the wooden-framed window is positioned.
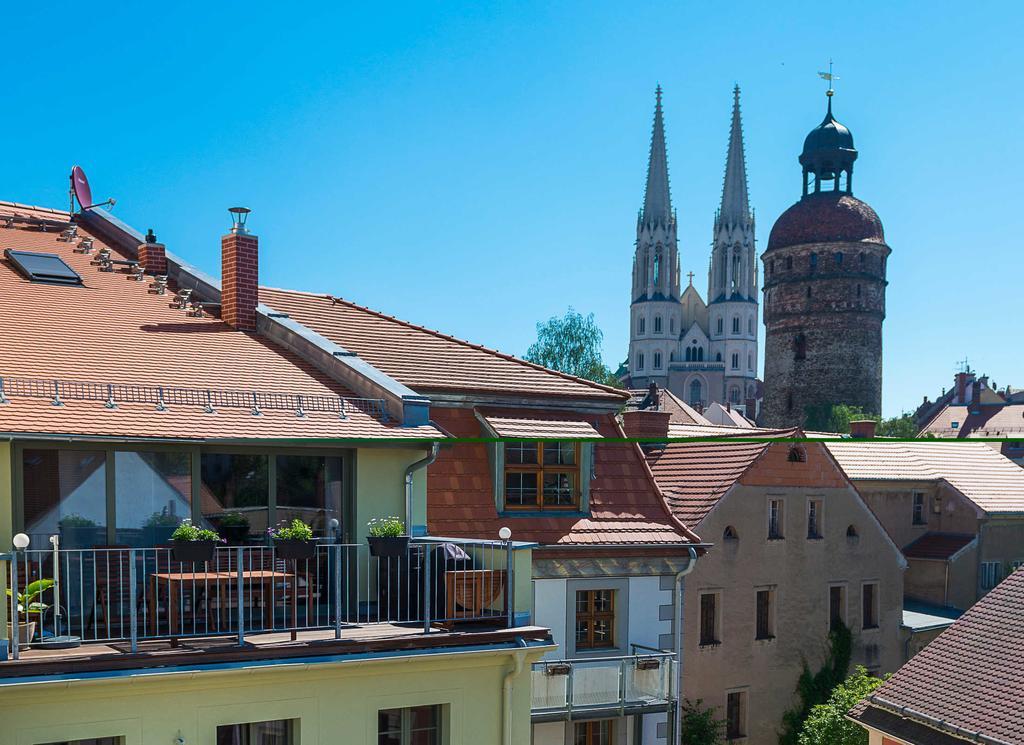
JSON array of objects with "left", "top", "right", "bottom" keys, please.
[
  {"left": 699, "top": 592, "right": 720, "bottom": 646},
  {"left": 575, "top": 589, "right": 615, "bottom": 649},
  {"left": 807, "top": 499, "right": 823, "bottom": 539},
  {"left": 504, "top": 441, "right": 580, "bottom": 511},
  {"left": 574, "top": 719, "right": 614, "bottom": 745},
  {"left": 829, "top": 585, "right": 847, "bottom": 630},
  {"left": 912, "top": 492, "right": 926, "bottom": 525},
  {"left": 755, "top": 588, "right": 774, "bottom": 640},
  {"left": 862, "top": 583, "right": 879, "bottom": 629},
  {"left": 726, "top": 691, "right": 746, "bottom": 739},
  {"left": 768, "top": 498, "right": 784, "bottom": 540},
  {"left": 378, "top": 705, "right": 442, "bottom": 745}
]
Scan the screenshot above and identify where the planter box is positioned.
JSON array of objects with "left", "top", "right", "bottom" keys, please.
[
  {"left": 274, "top": 539, "right": 316, "bottom": 561},
  {"left": 6, "top": 621, "right": 37, "bottom": 646},
  {"left": 367, "top": 535, "right": 410, "bottom": 558},
  {"left": 171, "top": 540, "right": 217, "bottom": 563}
]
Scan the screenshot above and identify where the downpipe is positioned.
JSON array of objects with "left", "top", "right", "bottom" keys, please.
[
  {"left": 503, "top": 637, "right": 529, "bottom": 745},
  {"left": 405, "top": 443, "right": 439, "bottom": 533},
  {"left": 672, "top": 546, "right": 699, "bottom": 745}
]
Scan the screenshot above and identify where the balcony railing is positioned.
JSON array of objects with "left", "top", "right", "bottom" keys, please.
[
  {"left": 2, "top": 536, "right": 515, "bottom": 659},
  {"left": 530, "top": 649, "right": 676, "bottom": 721}
]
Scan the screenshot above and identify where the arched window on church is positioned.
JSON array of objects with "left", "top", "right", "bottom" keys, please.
[
  {"left": 689, "top": 379, "right": 703, "bottom": 406},
  {"left": 637, "top": 352, "right": 645, "bottom": 370},
  {"left": 697, "top": 347, "right": 704, "bottom": 361},
  {"left": 729, "top": 386, "right": 741, "bottom": 403},
  {"left": 654, "top": 316, "right": 662, "bottom": 334},
  {"left": 638, "top": 317, "right": 645, "bottom": 334},
  {"left": 716, "top": 352, "right": 722, "bottom": 362},
  {"left": 653, "top": 252, "right": 661, "bottom": 288},
  {"left": 653, "top": 352, "right": 662, "bottom": 369},
  {"left": 685, "top": 347, "right": 692, "bottom": 362}
]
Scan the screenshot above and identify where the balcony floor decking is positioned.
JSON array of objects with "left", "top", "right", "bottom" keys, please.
[{"left": 0, "top": 623, "right": 552, "bottom": 683}]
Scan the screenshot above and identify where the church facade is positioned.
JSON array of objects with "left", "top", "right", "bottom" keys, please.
[{"left": 623, "top": 86, "right": 761, "bottom": 416}]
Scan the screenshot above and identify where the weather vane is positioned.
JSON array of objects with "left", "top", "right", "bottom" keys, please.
[{"left": 818, "top": 59, "right": 839, "bottom": 97}]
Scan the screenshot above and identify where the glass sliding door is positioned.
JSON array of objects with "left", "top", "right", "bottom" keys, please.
[
  {"left": 114, "top": 451, "right": 192, "bottom": 546},
  {"left": 275, "top": 455, "right": 343, "bottom": 538},
  {"left": 22, "top": 449, "right": 107, "bottom": 549},
  {"left": 200, "top": 454, "right": 270, "bottom": 535}
]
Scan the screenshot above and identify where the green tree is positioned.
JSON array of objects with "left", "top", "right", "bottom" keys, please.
[
  {"left": 876, "top": 412, "right": 919, "bottom": 438},
  {"left": 779, "top": 623, "right": 853, "bottom": 744},
  {"left": 804, "top": 404, "right": 876, "bottom": 434},
  {"left": 679, "top": 698, "right": 725, "bottom": 745},
  {"left": 797, "top": 666, "right": 888, "bottom": 745},
  {"left": 525, "top": 308, "right": 621, "bottom": 387}
]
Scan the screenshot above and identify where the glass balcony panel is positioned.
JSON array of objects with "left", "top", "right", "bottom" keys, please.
[{"left": 571, "top": 661, "right": 622, "bottom": 707}]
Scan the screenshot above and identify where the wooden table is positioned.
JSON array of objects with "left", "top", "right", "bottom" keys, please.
[{"left": 147, "top": 569, "right": 308, "bottom": 638}]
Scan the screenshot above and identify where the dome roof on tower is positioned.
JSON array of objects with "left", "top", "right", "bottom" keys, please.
[{"left": 767, "top": 191, "right": 885, "bottom": 251}]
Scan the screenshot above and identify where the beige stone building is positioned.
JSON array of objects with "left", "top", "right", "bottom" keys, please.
[
  {"left": 826, "top": 441, "right": 1024, "bottom": 611},
  {"left": 642, "top": 428, "right": 906, "bottom": 744}
]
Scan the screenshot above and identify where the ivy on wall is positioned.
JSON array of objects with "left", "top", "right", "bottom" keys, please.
[{"left": 778, "top": 622, "right": 853, "bottom": 745}]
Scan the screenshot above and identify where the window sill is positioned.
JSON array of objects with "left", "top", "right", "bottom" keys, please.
[
  {"left": 806, "top": 535, "right": 824, "bottom": 541},
  {"left": 698, "top": 641, "right": 722, "bottom": 649},
  {"left": 498, "top": 509, "right": 589, "bottom": 518},
  {"left": 767, "top": 536, "right": 785, "bottom": 542},
  {"left": 755, "top": 635, "right": 776, "bottom": 644},
  {"left": 861, "top": 624, "right": 880, "bottom": 633}
]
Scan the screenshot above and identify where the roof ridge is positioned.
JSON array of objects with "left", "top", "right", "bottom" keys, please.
[{"left": 265, "top": 287, "right": 628, "bottom": 400}]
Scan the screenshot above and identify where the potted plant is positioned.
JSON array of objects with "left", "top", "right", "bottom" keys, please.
[
  {"left": 5, "top": 578, "right": 54, "bottom": 646},
  {"left": 268, "top": 519, "right": 316, "bottom": 560},
  {"left": 217, "top": 512, "right": 251, "bottom": 544},
  {"left": 367, "top": 516, "right": 410, "bottom": 558},
  {"left": 170, "top": 519, "right": 221, "bottom": 563}
]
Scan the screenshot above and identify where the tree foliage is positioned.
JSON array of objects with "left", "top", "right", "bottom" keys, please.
[
  {"left": 779, "top": 622, "right": 853, "bottom": 745},
  {"left": 679, "top": 698, "right": 725, "bottom": 745},
  {"left": 797, "top": 666, "right": 888, "bottom": 745},
  {"left": 876, "top": 413, "right": 919, "bottom": 438},
  {"left": 804, "top": 404, "right": 922, "bottom": 437},
  {"left": 525, "top": 308, "right": 621, "bottom": 387}
]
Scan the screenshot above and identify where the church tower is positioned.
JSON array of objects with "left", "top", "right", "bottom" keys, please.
[
  {"left": 629, "top": 86, "right": 682, "bottom": 388},
  {"left": 760, "top": 86, "right": 891, "bottom": 428},
  {"left": 708, "top": 86, "right": 759, "bottom": 408}
]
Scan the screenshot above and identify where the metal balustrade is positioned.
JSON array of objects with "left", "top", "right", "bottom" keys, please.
[
  {"left": 2, "top": 537, "right": 514, "bottom": 659},
  {"left": 530, "top": 651, "right": 676, "bottom": 721}
]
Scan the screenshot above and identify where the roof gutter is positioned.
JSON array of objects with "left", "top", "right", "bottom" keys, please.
[
  {"left": 78, "top": 209, "right": 431, "bottom": 426},
  {"left": 861, "top": 694, "right": 1014, "bottom": 745}
]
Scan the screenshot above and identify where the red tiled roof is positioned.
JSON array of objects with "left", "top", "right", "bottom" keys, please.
[
  {"left": 260, "top": 288, "right": 627, "bottom": 403},
  {"left": 849, "top": 567, "right": 1024, "bottom": 744},
  {"left": 426, "top": 407, "right": 700, "bottom": 546},
  {"left": 0, "top": 204, "right": 438, "bottom": 441},
  {"left": 767, "top": 192, "right": 886, "bottom": 251},
  {"left": 826, "top": 441, "right": 1024, "bottom": 514},
  {"left": 921, "top": 403, "right": 1024, "bottom": 438},
  {"left": 903, "top": 533, "right": 976, "bottom": 561},
  {"left": 480, "top": 416, "right": 602, "bottom": 439}
]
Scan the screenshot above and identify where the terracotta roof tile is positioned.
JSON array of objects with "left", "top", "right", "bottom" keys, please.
[
  {"left": 259, "top": 288, "right": 627, "bottom": 403},
  {"left": 921, "top": 403, "right": 1024, "bottom": 438},
  {"left": 480, "top": 416, "right": 602, "bottom": 439},
  {"left": 903, "top": 533, "right": 976, "bottom": 560},
  {"left": 850, "top": 567, "right": 1024, "bottom": 744},
  {"left": 0, "top": 207, "right": 438, "bottom": 441},
  {"left": 826, "top": 441, "right": 1024, "bottom": 513}
]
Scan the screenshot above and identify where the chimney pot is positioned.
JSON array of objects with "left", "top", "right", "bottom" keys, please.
[
  {"left": 849, "top": 419, "right": 877, "bottom": 439},
  {"left": 222, "top": 213, "right": 258, "bottom": 331}
]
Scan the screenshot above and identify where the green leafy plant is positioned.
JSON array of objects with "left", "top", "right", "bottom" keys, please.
[
  {"left": 679, "top": 698, "right": 725, "bottom": 745},
  {"left": 6, "top": 579, "right": 55, "bottom": 616},
  {"left": 367, "top": 516, "right": 406, "bottom": 538},
  {"left": 170, "top": 519, "right": 221, "bottom": 542},
  {"left": 143, "top": 509, "right": 182, "bottom": 528},
  {"left": 218, "top": 512, "right": 250, "bottom": 528},
  {"left": 797, "top": 666, "right": 888, "bottom": 745},
  {"left": 525, "top": 307, "right": 622, "bottom": 387},
  {"left": 268, "top": 518, "right": 314, "bottom": 542},
  {"left": 780, "top": 622, "right": 853, "bottom": 744},
  {"left": 58, "top": 513, "right": 97, "bottom": 528}
]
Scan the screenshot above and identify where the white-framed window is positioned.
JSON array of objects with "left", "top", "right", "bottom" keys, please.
[
  {"left": 912, "top": 492, "right": 926, "bottom": 525},
  {"left": 378, "top": 705, "right": 443, "bottom": 745},
  {"left": 768, "top": 498, "right": 784, "bottom": 540},
  {"left": 653, "top": 352, "right": 662, "bottom": 369},
  {"left": 807, "top": 498, "right": 823, "bottom": 539},
  {"left": 861, "top": 582, "right": 879, "bottom": 629},
  {"left": 981, "top": 561, "right": 1002, "bottom": 591},
  {"left": 726, "top": 690, "right": 747, "bottom": 740},
  {"left": 654, "top": 316, "right": 663, "bottom": 334}
]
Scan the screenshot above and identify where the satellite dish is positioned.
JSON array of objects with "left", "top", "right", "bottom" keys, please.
[{"left": 70, "top": 165, "right": 92, "bottom": 211}]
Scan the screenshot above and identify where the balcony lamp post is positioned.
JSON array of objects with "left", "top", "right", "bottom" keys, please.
[{"left": 9, "top": 533, "right": 29, "bottom": 660}]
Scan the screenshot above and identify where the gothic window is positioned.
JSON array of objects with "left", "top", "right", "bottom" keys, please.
[
  {"left": 731, "top": 353, "right": 739, "bottom": 370},
  {"left": 809, "top": 253, "right": 818, "bottom": 272},
  {"left": 729, "top": 386, "right": 741, "bottom": 403},
  {"left": 637, "top": 353, "right": 644, "bottom": 370},
  {"left": 732, "top": 317, "right": 740, "bottom": 334},
  {"left": 785, "top": 256, "right": 793, "bottom": 270},
  {"left": 654, "top": 316, "right": 662, "bottom": 334},
  {"left": 835, "top": 252, "right": 844, "bottom": 266},
  {"left": 689, "top": 379, "right": 703, "bottom": 406},
  {"left": 653, "top": 352, "right": 662, "bottom": 369},
  {"left": 716, "top": 352, "right": 722, "bottom": 362},
  {"left": 716, "top": 317, "right": 723, "bottom": 335},
  {"left": 794, "top": 333, "right": 807, "bottom": 361},
  {"left": 653, "top": 252, "right": 661, "bottom": 287},
  {"left": 685, "top": 347, "right": 692, "bottom": 362},
  {"left": 669, "top": 351, "right": 675, "bottom": 362},
  {"left": 697, "top": 347, "right": 704, "bottom": 361},
  {"left": 638, "top": 317, "right": 645, "bottom": 335}
]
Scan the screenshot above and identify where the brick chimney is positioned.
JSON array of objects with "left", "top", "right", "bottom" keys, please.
[
  {"left": 849, "top": 419, "right": 877, "bottom": 439},
  {"left": 222, "top": 208, "right": 258, "bottom": 331},
  {"left": 138, "top": 228, "right": 167, "bottom": 275},
  {"left": 621, "top": 410, "right": 672, "bottom": 441},
  {"left": 954, "top": 371, "right": 975, "bottom": 404}
]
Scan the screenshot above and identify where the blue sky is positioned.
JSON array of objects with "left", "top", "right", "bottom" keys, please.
[{"left": 1, "top": 2, "right": 1020, "bottom": 417}]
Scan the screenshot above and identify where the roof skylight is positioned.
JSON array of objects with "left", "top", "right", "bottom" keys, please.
[{"left": 5, "top": 249, "right": 82, "bottom": 285}]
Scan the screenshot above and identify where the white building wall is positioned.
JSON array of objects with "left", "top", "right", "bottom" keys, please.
[{"left": 533, "top": 578, "right": 568, "bottom": 660}]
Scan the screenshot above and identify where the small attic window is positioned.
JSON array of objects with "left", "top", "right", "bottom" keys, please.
[
  {"left": 846, "top": 525, "right": 859, "bottom": 538},
  {"left": 5, "top": 249, "right": 82, "bottom": 285},
  {"left": 787, "top": 446, "right": 807, "bottom": 463},
  {"left": 723, "top": 526, "right": 739, "bottom": 541}
]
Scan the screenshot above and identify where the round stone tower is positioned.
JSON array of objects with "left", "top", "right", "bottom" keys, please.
[{"left": 760, "top": 88, "right": 891, "bottom": 428}]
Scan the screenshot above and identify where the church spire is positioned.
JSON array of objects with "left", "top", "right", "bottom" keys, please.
[
  {"left": 641, "top": 85, "right": 673, "bottom": 227},
  {"left": 719, "top": 85, "right": 751, "bottom": 226}
]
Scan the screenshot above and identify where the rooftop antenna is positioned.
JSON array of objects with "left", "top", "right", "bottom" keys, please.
[
  {"left": 956, "top": 357, "right": 971, "bottom": 374},
  {"left": 69, "top": 165, "right": 116, "bottom": 218}
]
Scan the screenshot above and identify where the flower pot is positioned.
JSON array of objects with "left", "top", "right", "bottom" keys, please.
[
  {"left": 274, "top": 539, "right": 316, "bottom": 561},
  {"left": 171, "top": 540, "right": 217, "bottom": 563},
  {"left": 367, "top": 535, "right": 410, "bottom": 558},
  {"left": 6, "top": 621, "right": 37, "bottom": 645}
]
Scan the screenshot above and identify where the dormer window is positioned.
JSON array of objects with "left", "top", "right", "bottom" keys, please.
[{"left": 504, "top": 442, "right": 580, "bottom": 510}]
